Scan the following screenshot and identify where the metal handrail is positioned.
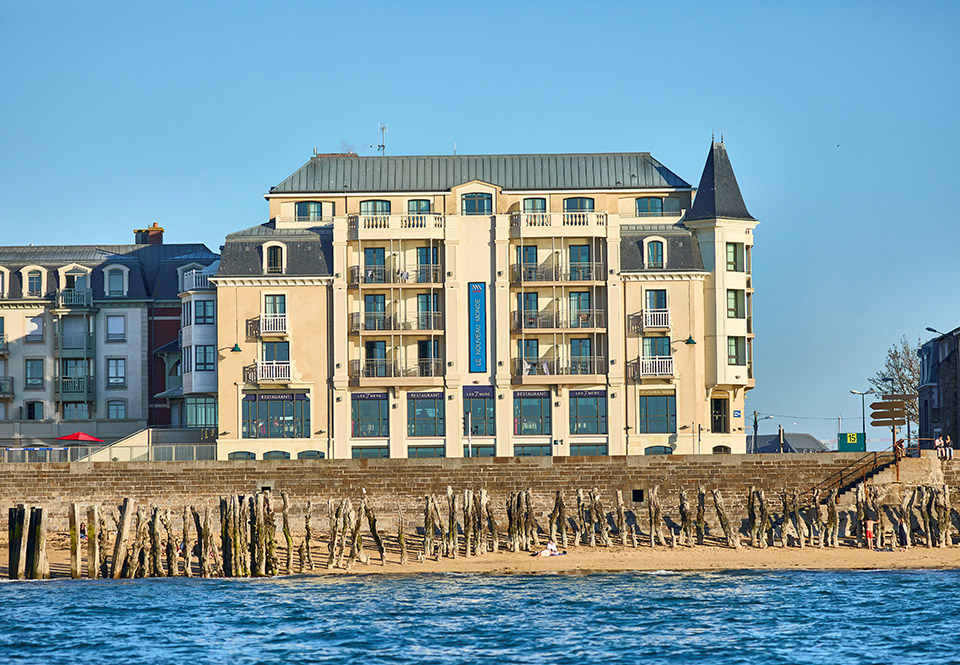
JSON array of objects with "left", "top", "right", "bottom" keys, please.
[{"left": 799, "top": 445, "right": 898, "bottom": 504}]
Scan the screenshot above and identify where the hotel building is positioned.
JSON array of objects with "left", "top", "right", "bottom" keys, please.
[{"left": 214, "top": 141, "right": 758, "bottom": 460}]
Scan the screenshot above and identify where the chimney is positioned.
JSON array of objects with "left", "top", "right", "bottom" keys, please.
[{"left": 134, "top": 222, "right": 164, "bottom": 245}]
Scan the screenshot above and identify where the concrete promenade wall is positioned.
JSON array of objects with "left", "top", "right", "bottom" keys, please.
[{"left": 1, "top": 452, "right": 876, "bottom": 531}]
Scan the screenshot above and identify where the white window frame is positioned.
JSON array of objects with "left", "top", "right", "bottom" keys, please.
[
  {"left": 106, "top": 357, "right": 127, "bottom": 388},
  {"left": 103, "top": 264, "right": 131, "bottom": 297},
  {"left": 643, "top": 237, "right": 668, "bottom": 270},
  {"left": 0, "top": 266, "right": 9, "bottom": 298},
  {"left": 20, "top": 265, "right": 46, "bottom": 298},
  {"left": 262, "top": 242, "right": 288, "bottom": 275}
]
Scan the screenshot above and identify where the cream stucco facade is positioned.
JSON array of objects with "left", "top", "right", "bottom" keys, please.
[{"left": 215, "top": 145, "right": 758, "bottom": 460}]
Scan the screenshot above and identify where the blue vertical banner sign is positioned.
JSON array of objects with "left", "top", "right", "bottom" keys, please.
[{"left": 468, "top": 282, "right": 487, "bottom": 372}]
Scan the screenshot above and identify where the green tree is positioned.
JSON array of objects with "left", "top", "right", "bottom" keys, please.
[{"left": 867, "top": 336, "right": 920, "bottom": 430}]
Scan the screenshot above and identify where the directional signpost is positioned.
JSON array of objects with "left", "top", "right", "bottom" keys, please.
[{"left": 870, "top": 394, "right": 916, "bottom": 468}]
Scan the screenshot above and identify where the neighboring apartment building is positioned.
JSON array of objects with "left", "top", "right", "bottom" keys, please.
[
  {"left": 215, "top": 142, "right": 758, "bottom": 460},
  {"left": 0, "top": 225, "right": 217, "bottom": 447},
  {"left": 918, "top": 328, "right": 959, "bottom": 446}
]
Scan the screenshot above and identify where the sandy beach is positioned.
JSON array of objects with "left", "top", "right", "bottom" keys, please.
[{"left": 5, "top": 531, "right": 960, "bottom": 579}]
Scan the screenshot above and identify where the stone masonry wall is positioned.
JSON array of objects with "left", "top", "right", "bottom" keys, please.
[{"left": 1, "top": 453, "right": 874, "bottom": 532}]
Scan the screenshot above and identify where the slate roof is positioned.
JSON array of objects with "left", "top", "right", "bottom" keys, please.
[
  {"left": 750, "top": 433, "right": 829, "bottom": 454},
  {"left": 218, "top": 223, "right": 333, "bottom": 277},
  {"left": 270, "top": 153, "right": 692, "bottom": 194},
  {"left": 0, "top": 243, "right": 217, "bottom": 300},
  {"left": 686, "top": 142, "right": 755, "bottom": 222},
  {"left": 619, "top": 225, "right": 705, "bottom": 272}
]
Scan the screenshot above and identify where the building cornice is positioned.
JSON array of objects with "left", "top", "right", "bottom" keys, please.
[
  {"left": 619, "top": 271, "right": 708, "bottom": 282},
  {"left": 211, "top": 276, "right": 333, "bottom": 287}
]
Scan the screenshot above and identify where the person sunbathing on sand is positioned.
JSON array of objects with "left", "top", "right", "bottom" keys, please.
[{"left": 534, "top": 540, "right": 562, "bottom": 557}]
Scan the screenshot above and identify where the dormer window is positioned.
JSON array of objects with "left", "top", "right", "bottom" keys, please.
[
  {"left": 461, "top": 193, "right": 492, "bottom": 216},
  {"left": 263, "top": 243, "right": 287, "bottom": 275},
  {"left": 108, "top": 269, "right": 124, "bottom": 296},
  {"left": 646, "top": 240, "right": 665, "bottom": 269},
  {"left": 27, "top": 271, "right": 42, "bottom": 297}
]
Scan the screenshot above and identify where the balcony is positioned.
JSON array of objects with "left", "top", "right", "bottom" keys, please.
[
  {"left": 510, "top": 262, "right": 605, "bottom": 283},
  {"left": 259, "top": 313, "right": 288, "bottom": 335},
  {"left": 56, "top": 289, "right": 93, "bottom": 308},
  {"left": 347, "top": 214, "right": 445, "bottom": 240},
  {"left": 256, "top": 361, "right": 291, "bottom": 382},
  {"left": 348, "top": 358, "right": 444, "bottom": 386},
  {"left": 640, "top": 309, "right": 670, "bottom": 330},
  {"left": 55, "top": 376, "right": 96, "bottom": 399},
  {"left": 349, "top": 312, "right": 443, "bottom": 333},
  {"left": 349, "top": 265, "right": 444, "bottom": 286},
  {"left": 512, "top": 356, "right": 607, "bottom": 384},
  {"left": 183, "top": 270, "right": 213, "bottom": 291},
  {"left": 0, "top": 376, "right": 12, "bottom": 398},
  {"left": 54, "top": 332, "right": 96, "bottom": 357},
  {"left": 509, "top": 212, "right": 607, "bottom": 237},
  {"left": 631, "top": 356, "right": 675, "bottom": 379},
  {"left": 511, "top": 309, "right": 606, "bottom": 331}
]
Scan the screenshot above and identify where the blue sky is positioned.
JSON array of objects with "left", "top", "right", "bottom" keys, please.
[{"left": 2, "top": 1, "right": 958, "bottom": 446}]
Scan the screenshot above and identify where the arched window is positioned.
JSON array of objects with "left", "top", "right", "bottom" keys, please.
[
  {"left": 266, "top": 245, "right": 284, "bottom": 274},
  {"left": 461, "top": 193, "right": 492, "bottom": 215},
  {"left": 263, "top": 450, "right": 292, "bottom": 460},
  {"left": 636, "top": 197, "right": 663, "bottom": 216},
  {"left": 523, "top": 197, "right": 546, "bottom": 213},
  {"left": 297, "top": 450, "right": 325, "bottom": 460},
  {"left": 712, "top": 445, "right": 732, "bottom": 454},
  {"left": 563, "top": 197, "right": 594, "bottom": 212},
  {"left": 408, "top": 199, "right": 431, "bottom": 215},
  {"left": 27, "top": 270, "right": 42, "bottom": 297},
  {"left": 643, "top": 445, "right": 672, "bottom": 456},
  {"left": 107, "top": 400, "right": 127, "bottom": 420},
  {"left": 228, "top": 451, "right": 256, "bottom": 460},
  {"left": 646, "top": 241, "right": 664, "bottom": 269}
]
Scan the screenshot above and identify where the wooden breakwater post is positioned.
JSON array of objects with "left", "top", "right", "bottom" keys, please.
[
  {"left": 111, "top": 498, "right": 134, "bottom": 578},
  {"left": 68, "top": 503, "right": 81, "bottom": 579},
  {"left": 86, "top": 505, "right": 100, "bottom": 579},
  {"left": 25, "top": 507, "right": 49, "bottom": 580},
  {"left": 8, "top": 504, "right": 28, "bottom": 580}
]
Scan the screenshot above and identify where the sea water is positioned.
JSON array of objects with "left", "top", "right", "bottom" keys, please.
[{"left": 1, "top": 570, "right": 956, "bottom": 664}]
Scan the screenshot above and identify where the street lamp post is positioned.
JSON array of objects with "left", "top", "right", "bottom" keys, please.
[
  {"left": 751, "top": 411, "right": 774, "bottom": 454},
  {"left": 850, "top": 388, "right": 875, "bottom": 446}
]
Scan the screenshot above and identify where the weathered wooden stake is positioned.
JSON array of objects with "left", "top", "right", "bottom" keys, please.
[
  {"left": 68, "top": 503, "right": 81, "bottom": 579},
  {"left": 279, "top": 493, "right": 293, "bottom": 574},
  {"left": 111, "top": 498, "right": 134, "bottom": 579},
  {"left": 423, "top": 495, "right": 434, "bottom": 558},
  {"left": 326, "top": 499, "right": 340, "bottom": 570},
  {"left": 462, "top": 489, "right": 473, "bottom": 557},
  {"left": 398, "top": 507, "right": 408, "bottom": 564},
  {"left": 477, "top": 489, "right": 489, "bottom": 554},
  {"left": 747, "top": 485, "right": 758, "bottom": 548},
  {"left": 365, "top": 499, "right": 387, "bottom": 566},
  {"left": 347, "top": 499, "right": 365, "bottom": 567},
  {"left": 678, "top": 490, "right": 693, "bottom": 547},
  {"left": 712, "top": 489, "right": 741, "bottom": 549},
  {"left": 8, "top": 505, "right": 27, "bottom": 580},
  {"left": 182, "top": 505, "right": 193, "bottom": 577},
  {"left": 304, "top": 500, "right": 314, "bottom": 570},
  {"left": 159, "top": 508, "right": 177, "bottom": 577},
  {"left": 150, "top": 507, "right": 165, "bottom": 577},
  {"left": 648, "top": 486, "right": 665, "bottom": 547},
  {"left": 86, "top": 505, "right": 100, "bottom": 579},
  {"left": 97, "top": 510, "right": 109, "bottom": 578},
  {"left": 696, "top": 486, "right": 706, "bottom": 545},
  {"left": 616, "top": 490, "right": 626, "bottom": 546},
  {"left": 297, "top": 540, "right": 306, "bottom": 573},
  {"left": 825, "top": 489, "right": 839, "bottom": 548},
  {"left": 27, "top": 507, "right": 49, "bottom": 580},
  {"left": 486, "top": 498, "right": 500, "bottom": 553},
  {"left": 855, "top": 483, "right": 867, "bottom": 548}
]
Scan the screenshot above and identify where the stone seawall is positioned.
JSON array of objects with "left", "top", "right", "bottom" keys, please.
[{"left": 1, "top": 453, "right": 876, "bottom": 531}]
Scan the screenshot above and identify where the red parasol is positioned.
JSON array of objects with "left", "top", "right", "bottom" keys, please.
[{"left": 56, "top": 432, "right": 104, "bottom": 442}]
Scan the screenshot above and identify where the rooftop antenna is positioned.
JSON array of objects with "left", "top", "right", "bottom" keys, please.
[
  {"left": 313, "top": 147, "right": 320, "bottom": 156},
  {"left": 371, "top": 123, "right": 387, "bottom": 156},
  {"left": 720, "top": 131, "right": 724, "bottom": 144},
  {"left": 453, "top": 141, "right": 457, "bottom": 155}
]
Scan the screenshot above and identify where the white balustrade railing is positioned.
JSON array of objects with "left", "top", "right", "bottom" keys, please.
[
  {"left": 348, "top": 214, "right": 445, "bottom": 231},
  {"left": 257, "top": 361, "right": 291, "bottom": 382},
  {"left": 510, "top": 212, "right": 607, "bottom": 228},
  {"left": 638, "top": 356, "right": 674, "bottom": 377},
  {"left": 260, "top": 313, "right": 287, "bottom": 334},
  {"left": 183, "top": 270, "right": 212, "bottom": 291},
  {"left": 643, "top": 309, "right": 671, "bottom": 329}
]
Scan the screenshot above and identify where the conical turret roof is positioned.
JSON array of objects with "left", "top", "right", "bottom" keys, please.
[{"left": 686, "top": 141, "right": 755, "bottom": 222}]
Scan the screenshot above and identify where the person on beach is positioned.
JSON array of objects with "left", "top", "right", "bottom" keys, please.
[
  {"left": 79, "top": 522, "right": 87, "bottom": 541},
  {"left": 534, "top": 540, "right": 561, "bottom": 557},
  {"left": 946, "top": 435, "right": 954, "bottom": 460},
  {"left": 935, "top": 435, "right": 944, "bottom": 460},
  {"left": 864, "top": 518, "right": 875, "bottom": 550}
]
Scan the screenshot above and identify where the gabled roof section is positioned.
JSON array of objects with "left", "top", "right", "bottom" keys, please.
[
  {"left": 218, "top": 223, "right": 333, "bottom": 277},
  {"left": 269, "top": 153, "right": 691, "bottom": 194},
  {"left": 686, "top": 141, "right": 755, "bottom": 222}
]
